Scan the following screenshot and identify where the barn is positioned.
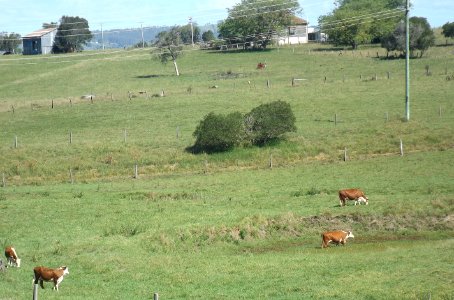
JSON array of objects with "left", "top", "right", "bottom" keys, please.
[
  {"left": 277, "top": 16, "right": 308, "bottom": 45},
  {"left": 22, "top": 27, "right": 57, "bottom": 55}
]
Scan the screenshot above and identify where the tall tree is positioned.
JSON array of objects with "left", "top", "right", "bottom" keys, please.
[
  {"left": 179, "top": 23, "right": 201, "bottom": 45},
  {"left": 202, "top": 30, "right": 215, "bottom": 42},
  {"left": 52, "top": 16, "right": 92, "bottom": 53},
  {"left": 0, "top": 32, "right": 21, "bottom": 53},
  {"left": 218, "top": 0, "right": 301, "bottom": 50},
  {"left": 381, "top": 16, "right": 435, "bottom": 57},
  {"left": 153, "top": 27, "right": 183, "bottom": 76},
  {"left": 442, "top": 22, "right": 454, "bottom": 39},
  {"left": 319, "top": 0, "right": 405, "bottom": 49}
]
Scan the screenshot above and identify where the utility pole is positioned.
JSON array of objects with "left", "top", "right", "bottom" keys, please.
[
  {"left": 405, "top": 0, "right": 410, "bottom": 121},
  {"left": 140, "top": 23, "right": 145, "bottom": 48},
  {"left": 189, "top": 17, "right": 194, "bottom": 47},
  {"left": 101, "top": 23, "right": 105, "bottom": 50}
]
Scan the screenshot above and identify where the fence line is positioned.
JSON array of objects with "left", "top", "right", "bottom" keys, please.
[
  {"left": 1, "top": 137, "right": 426, "bottom": 187},
  {"left": 2, "top": 106, "right": 453, "bottom": 148}
]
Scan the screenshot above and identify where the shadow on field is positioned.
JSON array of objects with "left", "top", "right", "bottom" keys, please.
[
  {"left": 310, "top": 46, "right": 346, "bottom": 52},
  {"left": 135, "top": 74, "right": 168, "bottom": 79},
  {"left": 206, "top": 48, "right": 273, "bottom": 54}
]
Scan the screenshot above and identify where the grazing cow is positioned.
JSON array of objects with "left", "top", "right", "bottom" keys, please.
[
  {"left": 338, "top": 188, "right": 369, "bottom": 206},
  {"left": 321, "top": 230, "right": 354, "bottom": 248},
  {"left": 257, "top": 62, "right": 267, "bottom": 69},
  {"left": 4, "top": 246, "right": 21, "bottom": 268},
  {"left": 33, "top": 266, "right": 69, "bottom": 291}
]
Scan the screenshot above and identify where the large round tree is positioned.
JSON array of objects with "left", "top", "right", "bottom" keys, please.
[
  {"left": 218, "top": 0, "right": 301, "bottom": 50},
  {"left": 52, "top": 16, "right": 93, "bottom": 53},
  {"left": 319, "top": 0, "right": 406, "bottom": 49}
]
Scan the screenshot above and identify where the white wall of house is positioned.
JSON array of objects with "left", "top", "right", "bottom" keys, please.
[{"left": 277, "top": 25, "right": 308, "bottom": 45}]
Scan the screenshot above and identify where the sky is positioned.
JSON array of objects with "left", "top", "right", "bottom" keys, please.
[{"left": 0, "top": 0, "right": 453, "bottom": 36}]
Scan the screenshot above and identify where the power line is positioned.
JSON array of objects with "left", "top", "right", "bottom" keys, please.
[{"left": 318, "top": 8, "right": 405, "bottom": 29}]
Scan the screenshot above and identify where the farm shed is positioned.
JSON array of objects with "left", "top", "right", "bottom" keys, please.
[
  {"left": 22, "top": 27, "right": 57, "bottom": 55},
  {"left": 277, "top": 16, "right": 308, "bottom": 45},
  {"left": 308, "top": 27, "right": 327, "bottom": 42}
]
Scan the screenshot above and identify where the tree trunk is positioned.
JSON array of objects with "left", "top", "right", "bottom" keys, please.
[{"left": 173, "top": 60, "right": 180, "bottom": 76}]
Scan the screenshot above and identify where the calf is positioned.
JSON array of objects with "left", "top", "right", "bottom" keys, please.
[
  {"left": 257, "top": 62, "right": 267, "bottom": 69},
  {"left": 4, "top": 246, "right": 21, "bottom": 268},
  {"left": 321, "top": 230, "right": 354, "bottom": 248},
  {"left": 33, "top": 266, "right": 69, "bottom": 291},
  {"left": 338, "top": 188, "right": 368, "bottom": 206}
]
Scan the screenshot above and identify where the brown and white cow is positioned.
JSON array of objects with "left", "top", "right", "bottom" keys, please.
[
  {"left": 338, "top": 188, "right": 368, "bottom": 206},
  {"left": 4, "top": 246, "right": 21, "bottom": 268},
  {"left": 321, "top": 230, "right": 355, "bottom": 248},
  {"left": 33, "top": 266, "right": 69, "bottom": 291}
]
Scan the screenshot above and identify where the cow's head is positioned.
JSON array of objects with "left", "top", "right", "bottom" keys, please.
[
  {"left": 60, "top": 266, "right": 69, "bottom": 275},
  {"left": 15, "top": 258, "right": 21, "bottom": 268},
  {"left": 347, "top": 231, "right": 354, "bottom": 238}
]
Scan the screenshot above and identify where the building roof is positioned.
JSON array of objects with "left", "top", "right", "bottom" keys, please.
[
  {"left": 23, "top": 27, "right": 57, "bottom": 38},
  {"left": 291, "top": 16, "right": 308, "bottom": 26}
]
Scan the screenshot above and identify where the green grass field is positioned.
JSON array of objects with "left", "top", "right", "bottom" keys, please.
[{"left": 0, "top": 40, "right": 453, "bottom": 299}]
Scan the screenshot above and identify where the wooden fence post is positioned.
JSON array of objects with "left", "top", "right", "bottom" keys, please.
[
  {"left": 176, "top": 126, "right": 180, "bottom": 139},
  {"left": 51, "top": 99, "right": 54, "bottom": 109},
  {"left": 400, "top": 139, "right": 404, "bottom": 156},
  {"left": 334, "top": 114, "right": 338, "bottom": 126},
  {"left": 14, "top": 136, "right": 18, "bottom": 148},
  {"left": 267, "top": 79, "right": 270, "bottom": 88},
  {"left": 439, "top": 106, "right": 442, "bottom": 118},
  {"left": 69, "top": 168, "right": 74, "bottom": 184},
  {"left": 69, "top": 131, "right": 73, "bottom": 144},
  {"left": 344, "top": 148, "right": 348, "bottom": 161},
  {"left": 153, "top": 293, "right": 159, "bottom": 300},
  {"left": 385, "top": 112, "right": 389, "bottom": 122},
  {"left": 33, "top": 283, "right": 39, "bottom": 300},
  {"left": 123, "top": 129, "right": 127, "bottom": 143},
  {"left": 134, "top": 164, "right": 138, "bottom": 179},
  {"left": 387, "top": 71, "right": 390, "bottom": 79},
  {"left": 2, "top": 173, "right": 5, "bottom": 188},
  {"left": 269, "top": 154, "right": 273, "bottom": 169}
]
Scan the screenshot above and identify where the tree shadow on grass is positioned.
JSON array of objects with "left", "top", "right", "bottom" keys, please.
[
  {"left": 206, "top": 48, "right": 273, "bottom": 55},
  {"left": 135, "top": 74, "right": 169, "bottom": 79}
]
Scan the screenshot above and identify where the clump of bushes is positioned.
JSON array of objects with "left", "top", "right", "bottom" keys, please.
[
  {"left": 192, "top": 112, "right": 245, "bottom": 153},
  {"left": 191, "top": 101, "right": 296, "bottom": 153}
]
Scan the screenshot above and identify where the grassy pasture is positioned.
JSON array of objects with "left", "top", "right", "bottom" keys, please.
[
  {"left": 0, "top": 151, "right": 453, "bottom": 299},
  {"left": 0, "top": 44, "right": 453, "bottom": 185},
  {"left": 0, "top": 41, "right": 453, "bottom": 299}
]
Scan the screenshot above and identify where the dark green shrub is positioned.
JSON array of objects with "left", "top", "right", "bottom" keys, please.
[
  {"left": 192, "top": 112, "right": 244, "bottom": 153},
  {"left": 245, "top": 100, "right": 296, "bottom": 145}
]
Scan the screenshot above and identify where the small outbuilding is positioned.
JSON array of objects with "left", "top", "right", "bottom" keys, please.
[
  {"left": 277, "top": 16, "right": 308, "bottom": 45},
  {"left": 22, "top": 27, "right": 57, "bottom": 55}
]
